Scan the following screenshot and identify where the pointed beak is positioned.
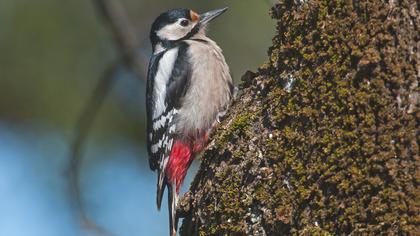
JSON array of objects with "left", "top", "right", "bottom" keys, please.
[{"left": 199, "top": 7, "right": 228, "bottom": 25}]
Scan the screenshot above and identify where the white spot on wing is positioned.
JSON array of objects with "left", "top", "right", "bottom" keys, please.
[
  {"left": 168, "top": 124, "right": 176, "bottom": 133},
  {"left": 152, "top": 109, "right": 179, "bottom": 130},
  {"left": 151, "top": 137, "right": 164, "bottom": 153},
  {"left": 153, "top": 113, "right": 168, "bottom": 130}
]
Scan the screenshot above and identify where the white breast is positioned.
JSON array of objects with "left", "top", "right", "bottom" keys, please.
[
  {"left": 153, "top": 47, "right": 179, "bottom": 119},
  {"left": 176, "top": 38, "right": 233, "bottom": 134}
]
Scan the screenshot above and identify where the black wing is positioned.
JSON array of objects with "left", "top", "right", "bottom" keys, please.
[
  {"left": 146, "top": 42, "right": 191, "bottom": 208},
  {"left": 146, "top": 50, "right": 164, "bottom": 170}
]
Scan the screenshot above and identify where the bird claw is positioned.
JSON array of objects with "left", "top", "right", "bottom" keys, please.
[
  {"left": 233, "top": 86, "right": 239, "bottom": 100},
  {"left": 216, "top": 109, "right": 228, "bottom": 123}
]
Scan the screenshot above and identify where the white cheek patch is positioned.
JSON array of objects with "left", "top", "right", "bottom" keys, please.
[{"left": 156, "top": 20, "right": 196, "bottom": 41}]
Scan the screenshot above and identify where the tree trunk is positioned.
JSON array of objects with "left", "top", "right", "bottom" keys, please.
[{"left": 179, "top": 0, "right": 419, "bottom": 235}]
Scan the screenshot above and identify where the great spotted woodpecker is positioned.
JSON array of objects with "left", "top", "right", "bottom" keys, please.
[{"left": 146, "top": 8, "right": 233, "bottom": 236}]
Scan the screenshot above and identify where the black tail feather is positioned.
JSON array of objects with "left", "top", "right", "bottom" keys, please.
[{"left": 157, "top": 170, "right": 166, "bottom": 210}]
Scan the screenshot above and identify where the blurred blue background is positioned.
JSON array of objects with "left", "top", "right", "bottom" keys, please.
[{"left": 0, "top": 0, "right": 274, "bottom": 235}]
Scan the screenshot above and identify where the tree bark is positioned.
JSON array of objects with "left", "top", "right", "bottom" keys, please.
[{"left": 179, "top": 0, "right": 419, "bottom": 235}]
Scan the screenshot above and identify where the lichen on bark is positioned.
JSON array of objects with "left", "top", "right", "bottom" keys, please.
[{"left": 179, "top": 0, "right": 419, "bottom": 235}]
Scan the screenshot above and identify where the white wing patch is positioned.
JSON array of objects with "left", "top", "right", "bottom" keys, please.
[{"left": 153, "top": 48, "right": 179, "bottom": 119}]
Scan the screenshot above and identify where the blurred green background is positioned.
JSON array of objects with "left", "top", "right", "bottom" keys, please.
[{"left": 0, "top": 0, "right": 274, "bottom": 235}]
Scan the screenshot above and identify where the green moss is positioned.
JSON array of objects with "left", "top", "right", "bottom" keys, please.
[
  {"left": 181, "top": 0, "right": 419, "bottom": 235},
  {"left": 300, "top": 226, "right": 333, "bottom": 236},
  {"left": 224, "top": 113, "right": 253, "bottom": 140}
]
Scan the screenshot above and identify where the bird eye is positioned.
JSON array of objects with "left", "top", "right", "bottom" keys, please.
[{"left": 180, "top": 19, "right": 189, "bottom": 27}]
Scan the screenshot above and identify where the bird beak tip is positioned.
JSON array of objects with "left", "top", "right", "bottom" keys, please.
[{"left": 199, "top": 7, "right": 228, "bottom": 24}]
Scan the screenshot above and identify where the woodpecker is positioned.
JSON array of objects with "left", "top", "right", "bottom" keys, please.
[{"left": 146, "top": 8, "right": 233, "bottom": 236}]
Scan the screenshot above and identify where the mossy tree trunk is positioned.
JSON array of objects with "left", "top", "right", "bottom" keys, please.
[{"left": 179, "top": 0, "right": 419, "bottom": 235}]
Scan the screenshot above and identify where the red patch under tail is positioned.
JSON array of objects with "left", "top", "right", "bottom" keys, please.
[
  {"left": 192, "top": 132, "right": 209, "bottom": 154},
  {"left": 166, "top": 140, "right": 193, "bottom": 193},
  {"left": 167, "top": 132, "right": 208, "bottom": 193}
]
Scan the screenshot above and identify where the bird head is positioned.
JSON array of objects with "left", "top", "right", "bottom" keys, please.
[{"left": 150, "top": 8, "right": 228, "bottom": 52}]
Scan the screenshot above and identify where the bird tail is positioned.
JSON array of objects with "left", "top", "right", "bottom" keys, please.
[
  {"left": 160, "top": 139, "right": 195, "bottom": 235},
  {"left": 168, "top": 182, "right": 179, "bottom": 236},
  {"left": 156, "top": 168, "right": 166, "bottom": 210}
]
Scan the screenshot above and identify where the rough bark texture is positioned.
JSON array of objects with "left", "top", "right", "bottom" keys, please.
[{"left": 180, "top": 0, "right": 419, "bottom": 235}]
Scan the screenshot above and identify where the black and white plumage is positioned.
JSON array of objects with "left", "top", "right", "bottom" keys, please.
[
  {"left": 146, "top": 8, "right": 233, "bottom": 236},
  {"left": 146, "top": 42, "right": 191, "bottom": 211}
]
